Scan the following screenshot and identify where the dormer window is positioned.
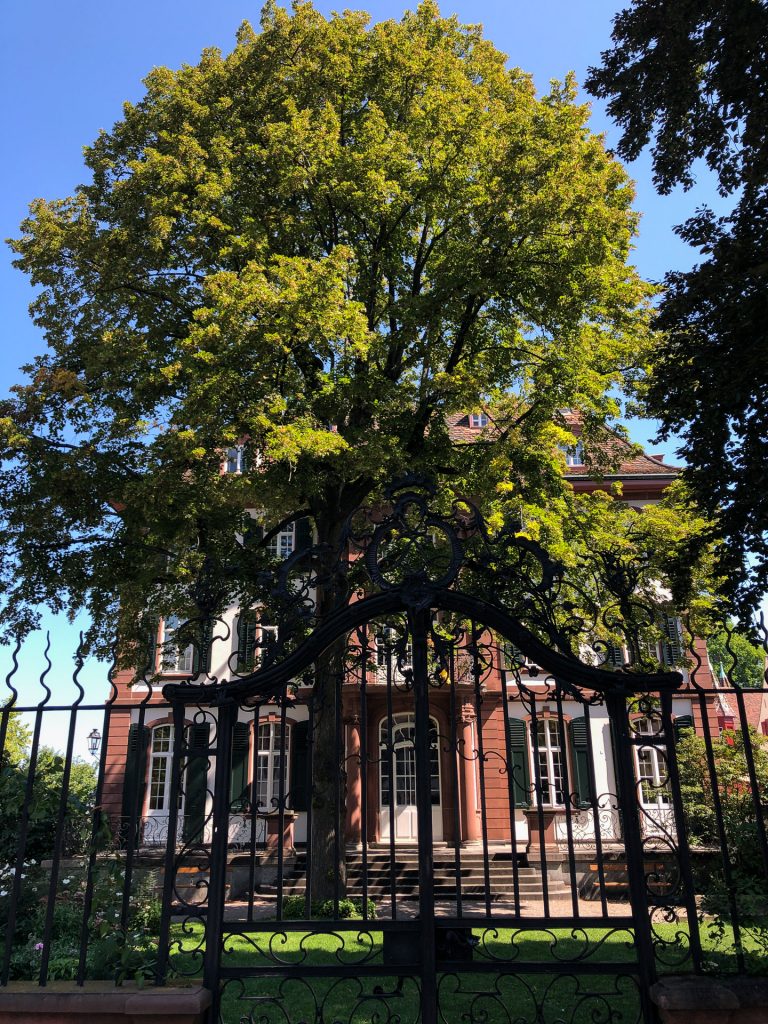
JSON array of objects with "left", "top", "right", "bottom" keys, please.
[
  {"left": 559, "top": 442, "right": 585, "bottom": 466},
  {"left": 225, "top": 446, "right": 246, "bottom": 474},
  {"left": 470, "top": 413, "right": 489, "bottom": 429}
]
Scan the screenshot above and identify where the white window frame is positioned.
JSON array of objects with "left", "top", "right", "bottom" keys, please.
[
  {"left": 469, "top": 412, "right": 489, "bottom": 429},
  {"left": 375, "top": 632, "right": 413, "bottom": 681},
  {"left": 225, "top": 446, "right": 245, "bottom": 474},
  {"left": 161, "top": 616, "right": 195, "bottom": 674},
  {"left": 532, "top": 718, "right": 566, "bottom": 807},
  {"left": 266, "top": 521, "right": 296, "bottom": 559},
  {"left": 255, "top": 721, "right": 290, "bottom": 812},
  {"left": 559, "top": 442, "right": 585, "bottom": 467},
  {"left": 148, "top": 725, "right": 183, "bottom": 813},
  {"left": 633, "top": 716, "right": 672, "bottom": 808}
]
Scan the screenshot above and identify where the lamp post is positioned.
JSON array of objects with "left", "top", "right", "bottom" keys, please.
[{"left": 87, "top": 728, "right": 101, "bottom": 761}]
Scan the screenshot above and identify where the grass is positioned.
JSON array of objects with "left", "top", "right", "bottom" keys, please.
[{"left": 166, "top": 917, "right": 768, "bottom": 1023}]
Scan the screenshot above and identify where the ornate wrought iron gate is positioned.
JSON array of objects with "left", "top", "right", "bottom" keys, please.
[{"left": 162, "top": 480, "right": 697, "bottom": 1024}]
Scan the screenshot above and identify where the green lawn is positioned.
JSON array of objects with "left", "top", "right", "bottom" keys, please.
[{"left": 166, "top": 918, "right": 765, "bottom": 1024}]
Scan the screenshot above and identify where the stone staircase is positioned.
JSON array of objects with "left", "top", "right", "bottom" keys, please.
[{"left": 258, "top": 845, "right": 571, "bottom": 902}]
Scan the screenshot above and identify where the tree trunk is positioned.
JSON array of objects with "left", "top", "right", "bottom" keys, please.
[{"left": 308, "top": 512, "right": 348, "bottom": 903}]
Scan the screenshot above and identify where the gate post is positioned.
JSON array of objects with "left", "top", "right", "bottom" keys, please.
[
  {"left": 204, "top": 700, "right": 234, "bottom": 1020},
  {"left": 606, "top": 691, "right": 659, "bottom": 1023},
  {"left": 409, "top": 608, "right": 437, "bottom": 1024}
]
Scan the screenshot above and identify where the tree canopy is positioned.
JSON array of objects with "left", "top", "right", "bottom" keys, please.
[
  {"left": 1, "top": 1, "right": 669, "bottom": 652},
  {"left": 586, "top": 0, "right": 768, "bottom": 614}
]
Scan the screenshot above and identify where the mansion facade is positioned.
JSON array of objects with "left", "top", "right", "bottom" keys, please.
[{"left": 101, "top": 418, "right": 767, "bottom": 872}]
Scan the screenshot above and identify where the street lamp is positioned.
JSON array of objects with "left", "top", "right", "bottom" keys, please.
[{"left": 87, "top": 728, "right": 102, "bottom": 761}]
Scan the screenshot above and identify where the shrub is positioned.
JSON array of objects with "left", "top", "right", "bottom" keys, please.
[{"left": 282, "top": 895, "right": 376, "bottom": 920}]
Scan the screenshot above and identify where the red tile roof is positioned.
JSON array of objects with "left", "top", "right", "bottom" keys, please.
[{"left": 446, "top": 410, "right": 681, "bottom": 480}]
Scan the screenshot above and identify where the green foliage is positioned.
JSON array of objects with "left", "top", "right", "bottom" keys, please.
[
  {"left": 282, "top": 895, "right": 376, "bottom": 920},
  {"left": 0, "top": 1, "right": 658, "bottom": 653},
  {"left": 677, "top": 726, "right": 768, "bottom": 886},
  {"left": 1, "top": 705, "right": 31, "bottom": 766},
  {"left": 0, "top": 747, "right": 97, "bottom": 865},
  {"left": 0, "top": 862, "right": 161, "bottom": 983},
  {"left": 708, "top": 628, "right": 766, "bottom": 689},
  {"left": 586, "top": 1, "right": 768, "bottom": 615}
]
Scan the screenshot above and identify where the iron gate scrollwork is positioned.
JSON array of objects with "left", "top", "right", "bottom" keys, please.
[{"left": 163, "top": 478, "right": 693, "bottom": 1024}]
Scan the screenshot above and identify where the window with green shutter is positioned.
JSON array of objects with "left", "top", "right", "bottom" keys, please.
[
  {"left": 674, "top": 714, "right": 694, "bottom": 743},
  {"left": 661, "top": 615, "right": 683, "bottom": 666}
]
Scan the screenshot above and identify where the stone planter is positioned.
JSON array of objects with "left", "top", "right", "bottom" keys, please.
[
  {"left": 0, "top": 981, "right": 211, "bottom": 1024},
  {"left": 651, "top": 975, "right": 768, "bottom": 1024}
]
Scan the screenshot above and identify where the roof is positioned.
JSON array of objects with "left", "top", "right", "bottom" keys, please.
[{"left": 446, "top": 409, "right": 681, "bottom": 481}]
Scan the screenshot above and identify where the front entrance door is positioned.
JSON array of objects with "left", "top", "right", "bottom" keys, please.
[{"left": 379, "top": 713, "right": 442, "bottom": 841}]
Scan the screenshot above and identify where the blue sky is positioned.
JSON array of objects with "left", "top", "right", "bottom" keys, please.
[{"left": 0, "top": 1, "right": 731, "bottom": 752}]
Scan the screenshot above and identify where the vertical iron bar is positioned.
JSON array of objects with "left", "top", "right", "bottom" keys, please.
[
  {"left": 304, "top": 690, "right": 315, "bottom": 915},
  {"left": 731, "top": 687, "right": 768, "bottom": 878},
  {"left": 247, "top": 703, "right": 261, "bottom": 923},
  {"left": 333, "top": 666, "right": 343, "bottom": 918},
  {"left": 447, "top": 641, "right": 464, "bottom": 919},
  {"left": 470, "top": 623, "right": 492, "bottom": 916},
  {"left": 1, "top": 641, "right": 48, "bottom": 987},
  {"left": 204, "top": 702, "right": 234, "bottom": 1023},
  {"left": 121, "top": 688, "right": 153, "bottom": 930},
  {"left": 39, "top": 640, "right": 85, "bottom": 986},
  {"left": 385, "top": 637, "right": 397, "bottom": 919},
  {"left": 275, "top": 690, "right": 288, "bottom": 923},
  {"left": 409, "top": 608, "right": 437, "bottom": 1024},
  {"left": 606, "top": 691, "right": 658, "bottom": 1024},
  {"left": 660, "top": 692, "right": 703, "bottom": 970},
  {"left": 499, "top": 662, "right": 522, "bottom": 916},
  {"left": 359, "top": 626, "right": 369, "bottom": 921},
  {"left": 582, "top": 702, "right": 609, "bottom": 917},
  {"left": 156, "top": 701, "right": 186, "bottom": 984},
  {"left": 77, "top": 657, "right": 118, "bottom": 984},
  {"left": 528, "top": 697, "right": 550, "bottom": 916},
  {"left": 555, "top": 684, "right": 579, "bottom": 918},
  {"left": 694, "top": 689, "right": 744, "bottom": 968}
]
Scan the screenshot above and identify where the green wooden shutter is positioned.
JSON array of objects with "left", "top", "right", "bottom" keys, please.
[
  {"left": 568, "top": 717, "right": 593, "bottom": 809},
  {"left": 608, "top": 719, "right": 622, "bottom": 801},
  {"left": 192, "top": 619, "right": 213, "bottom": 676},
  {"left": 295, "top": 517, "right": 312, "bottom": 552},
  {"left": 605, "top": 642, "right": 624, "bottom": 668},
  {"left": 144, "top": 620, "right": 158, "bottom": 674},
  {"left": 507, "top": 717, "right": 531, "bottom": 808},
  {"left": 243, "top": 521, "right": 263, "bottom": 548},
  {"left": 674, "top": 714, "right": 694, "bottom": 743},
  {"left": 121, "top": 724, "right": 149, "bottom": 846},
  {"left": 290, "top": 720, "right": 310, "bottom": 811},
  {"left": 661, "top": 615, "right": 683, "bottom": 666},
  {"left": 183, "top": 724, "right": 210, "bottom": 843},
  {"left": 230, "top": 722, "right": 250, "bottom": 811},
  {"left": 237, "top": 612, "right": 257, "bottom": 672}
]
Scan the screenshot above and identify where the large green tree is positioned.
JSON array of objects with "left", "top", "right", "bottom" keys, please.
[
  {"left": 2, "top": 1, "right": 663, "bottom": 896},
  {"left": 586, "top": 0, "right": 768, "bottom": 614}
]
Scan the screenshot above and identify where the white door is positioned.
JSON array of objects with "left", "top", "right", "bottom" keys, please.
[{"left": 379, "top": 714, "right": 442, "bottom": 841}]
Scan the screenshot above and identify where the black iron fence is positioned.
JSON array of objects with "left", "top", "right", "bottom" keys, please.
[
  {"left": 1, "top": 480, "right": 768, "bottom": 1023},
  {"left": 1, "top": 624, "right": 767, "bottom": 1021}
]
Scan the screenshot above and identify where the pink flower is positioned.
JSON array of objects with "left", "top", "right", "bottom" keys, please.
[{"left": 34, "top": 943, "right": 44, "bottom": 952}]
